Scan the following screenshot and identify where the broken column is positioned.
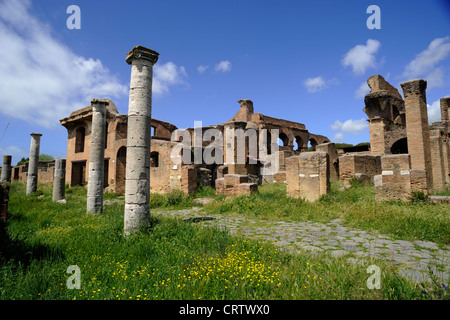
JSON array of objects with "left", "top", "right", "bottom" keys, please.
[
  {"left": 26, "top": 133, "right": 42, "bottom": 195},
  {"left": 0, "top": 155, "right": 12, "bottom": 183},
  {"left": 87, "top": 99, "right": 108, "bottom": 214},
  {"left": 429, "top": 130, "right": 446, "bottom": 191},
  {"left": 124, "top": 46, "right": 159, "bottom": 235},
  {"left": 400, "top": 79, "right": 433, "bottom": 194},
  {"left": 52, "top": 158, "right": 66, "bottom": 202},
  {"left": 440, "top": 97, "right": 450, "bottom": 187}
]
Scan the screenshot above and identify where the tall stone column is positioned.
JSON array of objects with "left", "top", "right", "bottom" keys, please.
[
  {"left": 0, "top": 155, "right": 12, "bottom": 183},
  {"left": 124, "top": 46, "right": 159, "bottom": 235},
  {"left": 26, "top": 133, "right": 42, "bottom": 195},
  {"left": 52, "top": 158, "right": 66, "bottom": 202},
  {"left": 400, "top": 79, "right": 433, "bottom": 194},
  {"left": 86, "top": 99, "right": 108, "bottom": 214}
]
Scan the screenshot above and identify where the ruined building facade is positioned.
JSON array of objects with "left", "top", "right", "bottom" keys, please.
[
  {"left": 337, "top": 74, "right": 449, "bottom": 200},
  {"left": 55, "top": 98, "right": 330, "bottom": 195}
]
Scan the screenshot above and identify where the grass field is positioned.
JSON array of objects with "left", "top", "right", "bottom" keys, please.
[{"left": 0, "top": 181, "right": 449, "bottom": 300}]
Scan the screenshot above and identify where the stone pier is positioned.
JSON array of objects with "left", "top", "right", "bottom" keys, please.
[
  {"left": 286, "top": 151, "right": 330, "bottom": 202},
  {"left": 124, "top": 46, "right": 159, "bottom": 235},
  {"left": 0, "top": 155, "right": 12, "bottom": 183},
  {"left": 26, "top": 133, "right": 42, "bottom": 195},
  {"left": 52, "top": 158, "right": 66, "bottom": 202},
  {"left": 86, "top": 99, "right": 108, "bottom": 214},
  {"left": 400, "top": 79, "right": 433, "bottom": 194}
]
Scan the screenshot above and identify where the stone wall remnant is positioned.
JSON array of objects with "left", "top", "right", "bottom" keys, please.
[{"left": 286, "top": 151, "right": 329, "bottom": 202}]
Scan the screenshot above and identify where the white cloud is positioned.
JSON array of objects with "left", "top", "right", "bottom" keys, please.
[
  {"left": 0, "top": 0, "right": 128, "bottom": 128},
  {"left": 330, "top": 118, "right": 368, "bottom": 134},
  {"left": 304, "top": 76, "right": 339, "bottom": 93},
  {"left": 214, "top": 60, "right": 232, "bottom": 72},
  {"left": 402, "top": 37, "right": 450, "bottom": 88},
  {"left": 342, "top": 39, "right": 381, "bottom": 75},
  {"left": 153, "top": 62, "right": 188, "bottom": 95},
  {"left": 427, "top": 99, "right": 442, "bottom": 124},
  {"left": 332, "top": 132, "right": 345, "bottom": 142},
  {"left": 197, "top": 65, "right": 209, "bottom": 74},
  {"left": 355, "top": 81, "right": 370, "bottom": 99}
]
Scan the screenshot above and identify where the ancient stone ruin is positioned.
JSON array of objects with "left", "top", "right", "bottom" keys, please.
[{"left": 1, "top": 44, "right": 448, "bottom": 207}]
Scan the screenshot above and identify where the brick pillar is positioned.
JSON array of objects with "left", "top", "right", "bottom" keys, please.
[
  {"left": 286, "top": 151, "right": 329, "bottom": 201},
  {"left": 52, "top": 158, "right": 66, "bottom": 202},
  {"left": 285, "top": 155, "right": 300, "bottom": 198},
  {"left": 400, "top": 79, "right": 433, "bottom": 194},
  {"left": 429, "top": 130, "right": 446, "bottom": 191},
  {"left": 124, "top": 46, "right": 159, "bottom": 235},
  {"left": 375, "top": 154, "right": 412, "bottom": 201},
  {"left": 0, "top": 155, "right": 12, "bottom": 183},
  {"left": 26, "top": 133, "right": 42, "bottom": 195},
  {"left": 441, "top": 97, "right": 449, "bottom": 121},
  {"left": 87, "top": 99, "right": 108, "bottom": 213},
  {"left": 367, "top": 117, "right": 387, "bottom": 155}
]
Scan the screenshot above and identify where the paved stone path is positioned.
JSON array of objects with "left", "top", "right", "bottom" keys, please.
[{"left": 152, "top": 207, "right": 450, "bottom": 286}]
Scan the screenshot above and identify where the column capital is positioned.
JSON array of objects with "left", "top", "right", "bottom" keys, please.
[
  {"left": 126, "top": 46, "right": 159, "bottom": 65},
  {"left": 91, "top": 98, "right": 110, "bottom": 106},
  {"left": 30, "top": 132, "right": 42, "bottom": 137},
  {"left": 400, "top": 79, "right": 427, "bottom": 97}
]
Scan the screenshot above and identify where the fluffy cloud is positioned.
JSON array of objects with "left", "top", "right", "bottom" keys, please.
[
  {"left": 342, "top": 39, "right": 381, "bottom": 75},
  {"left": 304, "top": 76, "right": 339, "bottom": 93},
  {"left": 330, "top": 118, "right": 368, "bottom": 142},
  {"left": 331, "top": 118, "right": 368, "bottom": 134},
  {"left": 197, "top": 65, "right": 209, "bottom": 74},
  {"left": 332, "top": 132, "right": 345, "bottom": 143},
  {"left": 402, "top": 37, "right": 450, "bottom": 88},
  {"left": 355, "top": 81, "right": 370, "bottom": 99},
  {"left": 153, "top": 62, "right": 188, "bottom": 95},
  {"left": 0, "top": 0, "right": 129, "bottom": 128},
  {"left": 214, "top": 60, "right": 232, "bottom": 72},
  {"left": 427, "top": 99, "right": 443, "bottom": 124}
]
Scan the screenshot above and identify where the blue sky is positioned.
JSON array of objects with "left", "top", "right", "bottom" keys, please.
[{"left": 0, "top": 0, "right": 450, "bottom": 165}]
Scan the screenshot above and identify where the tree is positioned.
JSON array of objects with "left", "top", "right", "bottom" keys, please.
[{"left": 16, "top": 154, "right": 55, "bottom": 166}]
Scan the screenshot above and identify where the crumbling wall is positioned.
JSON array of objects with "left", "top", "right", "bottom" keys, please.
[
  {"left": 286, "top": 151, "right": 330, "bottom": 202},
  {"left": 338, "top": 154, "right": 381, "bottom": 186}
]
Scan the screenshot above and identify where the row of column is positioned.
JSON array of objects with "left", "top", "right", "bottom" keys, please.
[
  {"left": 2, "top": 46, "right": 159, "bottom": 235},
  {"left": 1, "top": 134, "right": 66, "bottom": 201}
]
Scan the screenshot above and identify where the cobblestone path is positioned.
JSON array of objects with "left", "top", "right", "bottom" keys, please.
[{"left": 153, "top": 207, "right": 450, "bottom": 285}]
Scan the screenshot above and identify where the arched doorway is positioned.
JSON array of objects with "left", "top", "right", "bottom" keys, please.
[
  {"left": 307, "top": 138, "right": 317, "bottom": 151},
  {"left": 391, "top": 138, "right": 408, "bottom": 154},
  {"left": 116, "top": 146, "right": 126, "bottom": 194}
]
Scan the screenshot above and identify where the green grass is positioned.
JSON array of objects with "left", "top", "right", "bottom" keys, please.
[
  {"left": 1, "top": 182, "right": 447, "bottom": 300},
  {"left": 200, "top": 182, "right": 450, "bottom": 246}
]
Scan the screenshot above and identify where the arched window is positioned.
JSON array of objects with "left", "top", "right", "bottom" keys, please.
[
  {"left": 391, "top": 138, "right": 408, "bottom": 154},
  {"left": 307, "top": 138, "right": 317, "bottom": 151},
  {"left": 294, "top": 136, "right": 303, "bottom": 151},
  {"left": 75, "top": 127, "right": 85, "bottom": 153},
  {"left": 278, "top": 132, "right": 289, "bottom": 147}
]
